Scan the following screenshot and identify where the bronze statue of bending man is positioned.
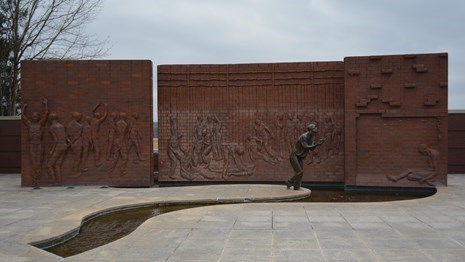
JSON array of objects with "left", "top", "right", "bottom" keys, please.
[{"left": 286, "top": 123, "right": 325, "bottom": 190}]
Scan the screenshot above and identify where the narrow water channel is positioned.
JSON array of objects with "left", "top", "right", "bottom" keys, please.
[
  {"left": 44, "top": 204, "right": 209, "bottom": 257},
  {"left": 42, "top": 189, "right": 435, "bottom": 258}
]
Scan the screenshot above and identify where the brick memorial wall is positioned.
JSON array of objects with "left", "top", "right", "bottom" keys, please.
[
  {"left": 158, "top": 62, "right": 346, "bottom": 183},
  {"left": 21, "top": 60, "right": 153, "bottom": 187},
  {"left": 19, "top": 53, "right": 448, "bottom": 188},
  {"left": 158, "top": 53, "right": 448, "bottom": 188}
]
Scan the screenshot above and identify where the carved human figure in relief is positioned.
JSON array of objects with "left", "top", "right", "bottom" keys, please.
[
  {"left": 247, "top": 135, "right": 279, "bottom": 165},
  {"left": 254, "top": 119, "right": 278, "bottom": 162},
  {"left": 295, "top": 114, "right": 306, "bottom": 136},
  {"left": 80, "top": 116, "right": 92, "bottom": 172},
  {"left": 21, "top": 98, "right": 48, "bottom": 187},
  {"left": 285, "top": 113, "right": 296, "bottom": 153},
  {"left": 47, "top": 113, "right": 71, "bottom": 181},
  {"left": 210, "top": 115, "right": 223, "bottom": 161},
  {"left": 168, "top": 115, "right": 183, "bottom": 179},
  {"left": 191, "top": 116, "right": 204, "bottom": 167},
  {"left": 106, "top": 112, "right": 129, "bottom": 176},
  {"left": 274, "top": 113, "right": 286, "bottom": 158},
  {"left": 221, "top": 143, "right": 252, "bottom": 180},
  {"left": 127, "top": 112, "right": 145, "bottom": 161},
  {"left": 322, "top": 115, "right": 336, "bottom": 159},
  {"left": 191, "top": 128, "right": 209, "bottom": 167},
  {"left": 386, "top": 144, "right": 440, "bottom": 186},
  {"left": 106, "top": 112, "right": 118, "bottom": 161},
  {"left": 90, "top": 103, "right": 107, "bottom": 166},
  {"left": 67, "top": 112, "right": 84, "bottom": 175},
  {"left": 286, "top": 124, "right": 325, "bottom": 190},
  {"left": 112, "top": 112, "right": 129, "bottom": 173},
  {"left": 194, "top": 115, "right": 206, "bottom": 140}
]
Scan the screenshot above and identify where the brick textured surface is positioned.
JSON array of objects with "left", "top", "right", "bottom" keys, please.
[
  {"left": 0, "top": 120, "right": 21, "bottom": 173},
  {"left": 449, "top": 112, "right": 465, "bottom": 173},
  {"left": 344, "top": 53, "right": 448, "bottom": 187},
  {"left": 21, "top": 60, "right": 153, "bottom": 187},
  {"left": 158, "top": 62, "right": 345, "bottom": 183},
  {"left": 159, "top": 53, "right": 448, "bottom": 188}
]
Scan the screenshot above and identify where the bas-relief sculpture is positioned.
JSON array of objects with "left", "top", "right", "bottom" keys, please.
[
  {"left": 253, "top": 119, "right": 279, "bottom": 164},
  {"left": 108, "top": 112, "right": 129, "bottom": 176},
  {"left": 47, "top": 113, "right": 70, "bottom": 182},
  {"left": 67, "top": 112, "right": 84, "bottom": 176},
  {"left": 20, "top": 60, "right": 153, "bottom": 187},
  {"left": 127, "top": 113, "right": 145, "bottom": 161},
  {"left": 21, "top": 99, "right": 146, "bottom": 186},
  {"left": 90, "top": 103, "right": 107, "bottom": 167},
  {"left": 81, "top": 116, "right": 92, "bottom": 172},
  {"left": 21, "top": 98, "right": 48, "bottom": 187},
  {"left": 387, "top": 144, "right": 439, "bottom": 186},
  {"left": 220, "top": 142, "right": 252, "bottom": 179},
  {"left": 165, "top": 112, "right": 342, "bottom": 182}
]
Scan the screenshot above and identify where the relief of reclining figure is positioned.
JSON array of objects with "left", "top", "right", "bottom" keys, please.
[{"left": 386, "top": 144, "right": 440, "bottom": 186}]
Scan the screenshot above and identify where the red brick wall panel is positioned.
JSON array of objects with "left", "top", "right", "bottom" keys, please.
[
  {"left": 21, "top": 60, "right": 153, "bottom": 187},
  {"left": 158, "top": 62, "right": 345, "bottom": 183}
]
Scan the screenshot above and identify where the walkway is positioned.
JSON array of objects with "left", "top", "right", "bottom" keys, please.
[{"left": 1, "top": 174, "right": 465, "bottom": 261}]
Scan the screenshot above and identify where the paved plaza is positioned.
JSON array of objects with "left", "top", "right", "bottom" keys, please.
[{"left": 1, "top": 174, "right": 465, "bottom": 261}]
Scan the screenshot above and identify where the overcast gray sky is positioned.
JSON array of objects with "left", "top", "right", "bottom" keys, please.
[{"left": 88, "top": 0, "right": 465, "bottom": 121}]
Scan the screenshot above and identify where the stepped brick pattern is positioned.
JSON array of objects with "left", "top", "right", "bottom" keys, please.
[
  {"left": 21, "top": 60, "right": 153, "bottom": 187},
  {"left": 344, "top": 54, "right": 448, "bottom": 187}
]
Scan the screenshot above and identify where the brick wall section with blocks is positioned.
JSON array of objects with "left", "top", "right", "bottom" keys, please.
[
  {"left": 21, "top": 60, "right": 153, "bottom": 187},
  {"left": 158, "top": 62, "right": 345, "bottom": 183},
  {"left": 344, "top": 53, "right": 448, "bottom": 187},
  {"left": 159, "top": 53, "right": 448, "bottom": 188}
]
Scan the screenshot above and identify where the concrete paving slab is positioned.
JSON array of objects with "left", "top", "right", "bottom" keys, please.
[{"left": 322, "top": 249, "right": 377, "bottom": 262}]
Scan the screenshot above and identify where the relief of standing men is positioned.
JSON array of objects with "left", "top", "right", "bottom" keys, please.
[
  {"left": 67, "top": 112, "right": 84, "bottom": 176},
  {"left": 47, "top": 113, "right": 71, "bottom": 182},
  {"left": 108, "top": 112, "right": 129, "bottom": 175},
  {"left": 90, "top": 103, "right": 107, "bottom": 167},
  {"left": 204, "top": 115, "right": 223, "bottom": 161},
  {"left": 21, "top": 98, "right": 48, "bottom": 187},
  {"left": 127, "top": 112, "right": 145, "bottom": 161},
  {"left": 253, "top": 119, "right": 280, "bottom": 163}
]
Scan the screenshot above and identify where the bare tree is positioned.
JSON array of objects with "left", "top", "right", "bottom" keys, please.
[
  {"left": 1, "top": 1, "right": 14, "bottom": 116},
  {"left": 0, "top": 0, "right": 109, "bottom": 116}
]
